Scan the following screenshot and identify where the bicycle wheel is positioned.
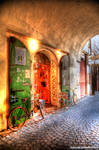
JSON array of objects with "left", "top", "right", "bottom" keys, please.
[{"left": 8, "top": 107, "right": 27, "bottom": 131}]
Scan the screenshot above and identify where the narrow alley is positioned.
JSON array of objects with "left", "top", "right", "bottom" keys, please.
[
  {"left": 0, "top": 94, "right": 99, "bottom": 150},
  {"left": 0, "top": 1, "right": 99, "bottom": 150}
]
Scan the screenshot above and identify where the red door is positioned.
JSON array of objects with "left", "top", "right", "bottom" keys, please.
[
  {"left": 80, "top": 59, "right": 87, "bottom": 96},
  {"left": 34, "top": 63, "right": 50, "bottom": 103}
]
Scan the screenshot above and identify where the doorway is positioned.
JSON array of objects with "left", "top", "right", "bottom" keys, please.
[
  {"left": 80, "top": 58, "right": 87, "bottom": 96},
  {"left": 34, "top": 53, "right": 50, "bottom": 104},
  {"left": 9, "top": 37, "right": 31, "bottom": 112}
]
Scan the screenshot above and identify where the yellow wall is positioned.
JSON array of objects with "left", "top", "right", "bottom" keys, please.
[{"left": 0, "top": 28, "right": 9, "bottom": 131}]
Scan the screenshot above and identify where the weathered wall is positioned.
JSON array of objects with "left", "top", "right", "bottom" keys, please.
[
  {"left": 69, "top": 50, "right": 81, "bottom": 100},
  {"left": 0, "top": 26, "right": 8, "bottom": 131}
]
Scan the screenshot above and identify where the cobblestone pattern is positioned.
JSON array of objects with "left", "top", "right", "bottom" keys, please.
[{"left": 1, "top": 95, "right": 99, "bottom": 150}]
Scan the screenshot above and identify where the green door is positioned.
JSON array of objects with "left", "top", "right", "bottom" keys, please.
[{"left": 9, "top": 37, "right": 31, "bottom": 113}]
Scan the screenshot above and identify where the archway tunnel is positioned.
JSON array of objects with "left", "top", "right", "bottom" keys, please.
[{"left": 0, "top": 0, "right": 99, "bottom": 132}]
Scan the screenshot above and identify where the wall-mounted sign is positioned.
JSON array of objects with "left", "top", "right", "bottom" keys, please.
[{"left": 15, "top": 47, "right": 26, "bottom": 65}]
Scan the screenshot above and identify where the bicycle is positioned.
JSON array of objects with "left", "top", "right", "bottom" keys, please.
[{"left": 8, "top": 94, "right": 44, "bottom": 131}]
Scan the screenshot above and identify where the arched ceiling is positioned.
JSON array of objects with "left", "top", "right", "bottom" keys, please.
[{"left": 0, "top": 0, "right": 99, "bottom": 53}]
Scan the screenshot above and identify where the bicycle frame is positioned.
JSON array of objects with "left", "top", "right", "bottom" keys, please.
[{"left": 8, "top": 97, "right": 44, "bottom": 131}]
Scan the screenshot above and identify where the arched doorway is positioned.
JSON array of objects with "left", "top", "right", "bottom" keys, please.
[
  {"left": 34, "top": 52, "right": 50, "bottom": 104},
  {"left": 9, "top": 37, "right": 31, "bottom": 112}
]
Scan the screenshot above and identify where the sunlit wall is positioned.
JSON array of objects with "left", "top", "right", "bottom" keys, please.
[{"left": 0, "top": 31, "right": 8, "bottom": 131}]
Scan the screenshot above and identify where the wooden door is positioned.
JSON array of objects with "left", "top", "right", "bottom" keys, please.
[
  {"left": 9, "top": 37, "right": 31, "bottom": 112},
  {"left": 80, "top": 59, "right": 87, "bottom": 96},
  {"left": 34, "top": 63, "right": 50, "bottom": 103}
]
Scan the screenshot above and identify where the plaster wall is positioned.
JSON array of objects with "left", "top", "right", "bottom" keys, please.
[
  {"left": 0, "top": 26, "right": 8, "bottom": 131},
  {"left": 0, "top": 0, "right": 99, "bottom": 52}
]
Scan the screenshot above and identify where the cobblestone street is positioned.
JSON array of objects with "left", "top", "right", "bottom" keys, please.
[{"left": 1, "top": 95, "right": 99, "bottom": 150}]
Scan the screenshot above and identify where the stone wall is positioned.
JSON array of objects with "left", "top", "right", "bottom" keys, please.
[{"left": 70, "top": 50, "right": 81, "bottom": 95}]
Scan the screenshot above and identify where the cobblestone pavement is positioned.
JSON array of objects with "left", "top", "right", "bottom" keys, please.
[{"left": 1, "top": 95, "right": 99, "bottom": 150}]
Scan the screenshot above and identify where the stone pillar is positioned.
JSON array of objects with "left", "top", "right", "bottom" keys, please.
[
  {"left": 50, "top": 60, "right": 58, "bottom": 106},
  {"left": 0, "top": 27, "right": 9, "bottom": 131},
  {"left": 70, "top": 51, "right": 80, "bottom": 102}
]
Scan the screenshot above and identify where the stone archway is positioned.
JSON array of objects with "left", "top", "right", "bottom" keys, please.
[{"left": 33, "top": 48, "right": 59, "bottom": 107}]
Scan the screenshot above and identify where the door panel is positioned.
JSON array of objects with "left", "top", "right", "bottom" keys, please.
[
  {"left": 34, "top": 63, "right": 50, "bottom": 103},
  {"left": 80, "top": 59, "right": 86, "bottom": 96},
  {"left": 9, "top": 37, "right": 31, "bottom": 112}
]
